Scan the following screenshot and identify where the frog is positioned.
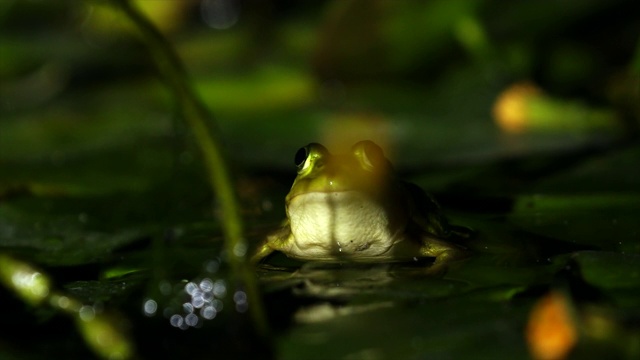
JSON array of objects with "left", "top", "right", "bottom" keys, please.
[{"left": 252, "top": 140, "right": 471, "bottom": 271}]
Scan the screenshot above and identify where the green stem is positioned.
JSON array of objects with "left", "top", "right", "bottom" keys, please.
[{"left": 108, "top": 0, "right": 268, "bottom": 337}]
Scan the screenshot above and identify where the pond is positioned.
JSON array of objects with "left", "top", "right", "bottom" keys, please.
[{"left": 1, "top": 1, "right": 639, "bottom": 359}]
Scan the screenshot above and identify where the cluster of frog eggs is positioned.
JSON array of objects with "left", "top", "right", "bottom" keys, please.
[
  {"left": 143, "top": 275, "right": 250, "bottom": 330},
  {"left": 162, "top": 278, "right": 249, "bottom": 329},
  {"left": 167, "top": 278, "right": 224, "bottom": 329}
]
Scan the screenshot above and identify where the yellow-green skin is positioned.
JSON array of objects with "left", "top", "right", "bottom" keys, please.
[{"left": 252, "top": 141, "right": 467, "bottom": 268}]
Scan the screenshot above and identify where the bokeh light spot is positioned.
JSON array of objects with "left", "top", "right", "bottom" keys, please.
[
  {"left": 213, "top": 280, "right": 226, "bottom": 298},
  {"left": 185, "top": 282, "right": 198, "bottom": 295},
  {"left": 200, "top": 0, "right": 239, "bottom": 30},
  {"left": 233, "top": 290, "right": 248, "bottom": 313},
  {"left": 204, "top": 260, "right": 219, "bottom": 273},
  {"left": 170, "top": 314, "right": 183, "bottom": 328},
  {"left": 199, "top": 278, "right": 213, "bottom": 292},
  {"left": 79, "top": 305, "right": 96, "bottom": 322},
  {"left": 57, "top": 296, "right": 70, "bottom": 309},
  {"left": 526, "top": 292, "right": 577, "bottom": 360},
  {"left": 159, "top": 281, "right": 172, "bottom": 296},
  {"left": 185, "top": 313, "right": 199, "bottom": 327},
  {"left": 143, "top": 299, "right": 157, "bottom": 316},
  {"left": 182, "top": 302, "right": 194, "bottom": 314},
  {"left": 493, "top": 82, "right": 540, "bottom": 133},
  {"left": 201, "top": 305, "right": 217, "bottom": 320},
  {"left": 233, "top": 242, "right": 248, "bottom": 257}
]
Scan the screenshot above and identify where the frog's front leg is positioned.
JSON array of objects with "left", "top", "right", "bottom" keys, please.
[
  {"left": 250, "top": 242, "right": 275, "bottom": 265},
  {"left": 250, "top": 224, "right": 292, "bottom": 264}
]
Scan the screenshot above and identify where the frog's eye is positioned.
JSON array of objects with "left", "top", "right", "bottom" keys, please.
[
  {"left": 353, "top": 140, "right": 385, "bottom": 170},
  {"left": 294, "top": 146, "right": 309, "bottom": 170},
  {"left": 295, "top": 143, "right": 328, "bottom": 173}
]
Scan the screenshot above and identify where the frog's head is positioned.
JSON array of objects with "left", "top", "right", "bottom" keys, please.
[
  {"left": 282, "top": 141, "right": 413, "bottom": 260},
  {"left": 286, "top": 140, "right": 395, "bottom": 202}
]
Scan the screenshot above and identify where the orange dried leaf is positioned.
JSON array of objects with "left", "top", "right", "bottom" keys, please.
[
  {"left": 492, "top": 82, "right": 541, "bottom": 133},
  {"left": 526, "top": 291, "right": 578, "bottom": 360}
]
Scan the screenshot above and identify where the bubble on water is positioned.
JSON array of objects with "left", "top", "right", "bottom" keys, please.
[
  {"left": 212, "top": 299, "right": 224, "bottom": 311},
  {"left": 201, "top": 305, "right": 217, "bottom": 319},
  {"left": 143, "top": 299, "right": 157, "bottom": 316},
  {"left": 200, "top": 278, "right": 213, "bottom": 292},
  {"left": 167, "top": 276, "right": 231, "bottom": 328},
  {"left": 213, "top": 280, "right": 227, "bottom": 297},
  {"left": 236, "top": 302, "right": 248, "bottom": 313},
  {"left": 185, "top": 282, "right": 198, "bottom": 295},
  {"left": 192, "top": 295, "right": 206, "bottom": 309},
  {"left": 185, "top": 313, "right": 199, "bottom": 327},
  {"left": 170, "top": 314, "right": 183, "bottom": 328},
  {"left": 183, "top": 302, "right": 194, "bottom": 314},
  {"left": 233, "top": 290, "right": 247, "bottom": 304},
  {"left": 192, "top": 289, "right": 204, "bottom": 300},
  {"left": 233, "top": 291, "right": 248, "bottom": 313}
]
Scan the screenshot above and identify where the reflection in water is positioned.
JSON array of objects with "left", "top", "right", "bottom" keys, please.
[
  {"left": 258, "top": 261, "right": 474, "bottom": 323},
  {"left": 293, "top": 262, "right": 395, "bottom": 299},
  {"left": 295, "top": 301, "right": 395, "bottom": 324}
]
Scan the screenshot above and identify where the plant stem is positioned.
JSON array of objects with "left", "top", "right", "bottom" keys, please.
[{"left": 108, "top": 0, "right": 268, "bottom": 337}]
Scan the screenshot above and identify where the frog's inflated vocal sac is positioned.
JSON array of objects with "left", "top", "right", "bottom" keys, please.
[{"left": 252, "top": 141, "right": 471, "bottom": 269}]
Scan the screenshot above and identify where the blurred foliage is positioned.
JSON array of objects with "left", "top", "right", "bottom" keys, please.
[{"left": 0, "top": 0, "right": 639, "bottom": 359}]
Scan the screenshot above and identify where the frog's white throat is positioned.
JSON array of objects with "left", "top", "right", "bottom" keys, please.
[{"left": 285, "top": 191, "right": 409, "bottom": 260}]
